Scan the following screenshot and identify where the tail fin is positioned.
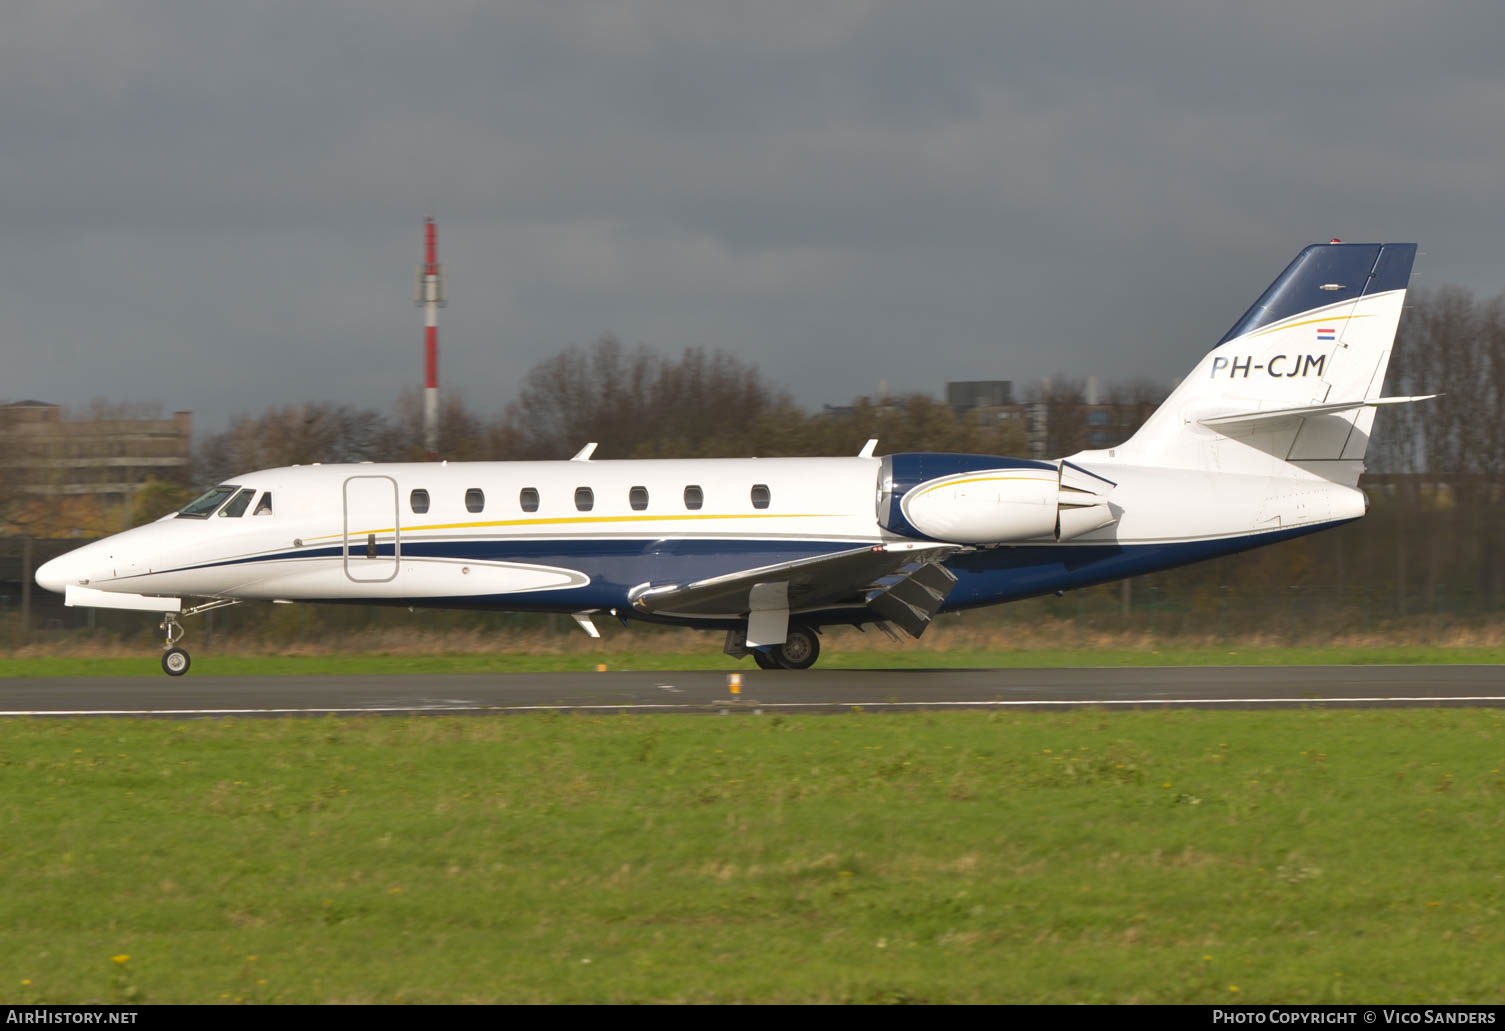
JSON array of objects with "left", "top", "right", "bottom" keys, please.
[{"left": 1114, "top": 243, "right": 1419, "bottom": 483}]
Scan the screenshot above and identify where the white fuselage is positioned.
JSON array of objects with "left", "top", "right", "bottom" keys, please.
[{"left": 35, "top": 452, "right": 1364, "bottom": 621}]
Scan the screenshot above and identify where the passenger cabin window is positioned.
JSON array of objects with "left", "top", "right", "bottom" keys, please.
[
  {"left": 253, "top": 492, "right": 273, "bottom": 516},
  {"left": 520, "top": 488, "right": 540, "bottom": 512},
  {"left": 683, "top": 485, "right": 704, "bottom": 510},
  {"left": 218, "top": 488, "right": 256, "bottom": 518},
  {"left": 465, "top": 488, "right": 485, "bottom": 513},
  {"left": 629, "top": 486, "right": 649, "bottom": 511},
  {"left": 751, "top": 484, "right": 771, "bottom": 510},
  {"left": 410, "top": 489, "right": 430, "bottom": 514},
  {"left": 177, "top": 485, "right": 239, "bottom": 519},
  {"left": 575, "top": 487, "right": 594, "bottom": 512}
]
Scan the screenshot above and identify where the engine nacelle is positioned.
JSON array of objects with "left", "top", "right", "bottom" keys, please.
[{"left": 898, "top": 462, "right": 1117, "bottom": 544}]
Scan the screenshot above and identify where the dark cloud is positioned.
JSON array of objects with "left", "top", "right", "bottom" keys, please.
[{"left": 3, "top": 1, "right": 1502, "bottom": 431}]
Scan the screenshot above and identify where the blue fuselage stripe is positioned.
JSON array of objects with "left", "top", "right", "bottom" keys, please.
[{"left": 168, "top": 522, "right": 1349, "bottom": 617}]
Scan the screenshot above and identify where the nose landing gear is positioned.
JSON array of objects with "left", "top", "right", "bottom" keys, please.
[
  {"left": 156, "top": 599, "right": 242, "bottom": 676},
  {"left": 159, "top": 613, "right": 190, "bottom": 676}
]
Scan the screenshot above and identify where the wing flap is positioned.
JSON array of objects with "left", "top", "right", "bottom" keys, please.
[{"left": 866, "top": 561, "right": 958, "bottom": 638}]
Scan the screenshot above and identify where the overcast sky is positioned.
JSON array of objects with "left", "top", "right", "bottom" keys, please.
[{"left": 3, "top": 0, "right": 1502, "bottom": 430}]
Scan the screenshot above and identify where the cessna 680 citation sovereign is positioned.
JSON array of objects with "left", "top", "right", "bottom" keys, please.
[{"left": 36, "top": 242, "right": 1431, "bottom": 675}]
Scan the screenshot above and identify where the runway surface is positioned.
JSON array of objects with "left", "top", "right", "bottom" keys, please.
[{"left": 2, "top": 665, "right": 1503, "bottom": 717}]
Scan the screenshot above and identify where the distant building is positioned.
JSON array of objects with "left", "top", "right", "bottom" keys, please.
[
  {"left": 945, "top": 380, "right": 1045, "bottom": 457},
  {"left": 945, "top": 380, "right": 1013, "bottom": 410},
  {"left": 813, "top": 380, "right": 1164, "bottom": 460},
  {"left": 821, "top": 394, "right": 911, "bottom": 421},
  {"left": 0, "top": 400, "right": 192, "bottom": 505}
]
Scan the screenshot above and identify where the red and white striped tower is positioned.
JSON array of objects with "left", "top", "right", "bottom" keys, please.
[{"left": 415, "top": 217, "right": 447, "bottom": 458}]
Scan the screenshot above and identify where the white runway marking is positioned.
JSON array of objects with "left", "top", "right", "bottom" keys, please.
[{"left": 5, "top": 695, "right": 1505, "bottom": 717}]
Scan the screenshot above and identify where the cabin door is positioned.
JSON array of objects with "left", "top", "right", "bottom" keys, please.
[{"left": 343, "top": 475, "right": 400, "bottom": 583}]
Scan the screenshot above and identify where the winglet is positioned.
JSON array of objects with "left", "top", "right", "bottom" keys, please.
[
  {"left": 570, "top": 443, "right": 598, "bottom": 462},
  {"left": 858, "top": 439, "right": 879, "bottom": 458}
]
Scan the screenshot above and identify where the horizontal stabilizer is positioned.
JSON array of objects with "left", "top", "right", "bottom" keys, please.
[
  {"left": 66, "top": 584, "right": 182, "bottom": 613},
  {"left": 1197, "top": 395, "right": 1437, "bottom": 429}
]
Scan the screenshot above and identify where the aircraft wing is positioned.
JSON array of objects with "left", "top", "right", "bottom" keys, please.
[{"left": 629, "top": 542, "right": 959, "bottom": 618}]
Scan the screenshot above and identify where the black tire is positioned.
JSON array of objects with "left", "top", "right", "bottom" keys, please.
[
  {"left": 162, "top": 647, "right": 191, "bottom": 677},
  {"left": 773, "top": 626, "right": 820, "bottom": 670},
  {"left": 752, "top": 650, "right": 779, "bottom": 670}
]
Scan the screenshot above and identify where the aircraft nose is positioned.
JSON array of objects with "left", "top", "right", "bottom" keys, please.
[
  {"left": 34, "top": 531, "right": 163, "bottom": 595},
  {"left": 34, "top": 541, "right": 112, "bottom": 595},
  {"left": 34, "top": 554, "right": 72, "bottom": 595}
]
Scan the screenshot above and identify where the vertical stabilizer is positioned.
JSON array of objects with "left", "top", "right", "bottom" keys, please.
[{"left": 1113, "top": 243, "right": 1416, "bottom": 483}]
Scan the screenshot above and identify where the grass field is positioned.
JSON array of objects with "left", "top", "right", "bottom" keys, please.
[
  {"left": 3, "top": 709, "right": 1504, "bottom": 1003},
  {"left": 3, "top": 644, "right": 1505, "bottom": 678}
]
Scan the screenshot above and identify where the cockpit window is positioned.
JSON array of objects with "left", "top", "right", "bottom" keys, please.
[
  {"left": 218, "top": 488, "right": 256, "bottom": 518},
  {"left": 176, "top": 485, "right": 239, "bottom": 519},
  {"left": 253, "top": 492, "right": 273, "bottom": 516}
]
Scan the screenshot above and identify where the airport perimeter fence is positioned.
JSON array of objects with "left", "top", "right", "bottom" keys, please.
[
  {"left": 2, "top": 579, "right": 1500, "bottom": 655},
  {"left": 990, "top": 580, "right": 1501, "bottom": 646},
  {"left": 5, "top": 513, "right": 1503, "bottom": 652}
]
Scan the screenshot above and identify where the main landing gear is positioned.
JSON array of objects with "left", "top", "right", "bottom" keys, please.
[
  {"left": 157, "top": 600, "right": 241, "bottom": 676},
  {"left": 752, "top": 625, "right": 821, "bottom": 670}
]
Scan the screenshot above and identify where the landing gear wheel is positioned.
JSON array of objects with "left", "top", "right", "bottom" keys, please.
[
  {"left": 773, "top": 626, "right": 820, "bottom": 670},
  {"left": 162, "top": 647, "right": 191, "bottom": 677},
  {"left": 753, "top": 650, "right": 779, "bottom": 670}
]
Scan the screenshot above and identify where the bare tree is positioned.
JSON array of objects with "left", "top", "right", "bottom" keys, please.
[
  {"left": 802, "top": 394, "right": 1027, "bottom": 457},
  {"left": 500, "top": 335, "right": 792, "bottom": 459},
  {"left": 1104, "top": 379, "right": 1170, "bottom": 448},
  {"left": 1376, "top": 286, "right": 1505, "bottom": 610},
  {"left": 128, "top": 479, "right": 199, "bottom": 527},
  {"left": 195, "top": 403, "right": 402, "bottom": 485},
  {"left": 1027, "top": 377, "right": 1090, "bottom": 456},
  {"left": 392, "top": 389, "right": 507, "bottom": 461}
]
